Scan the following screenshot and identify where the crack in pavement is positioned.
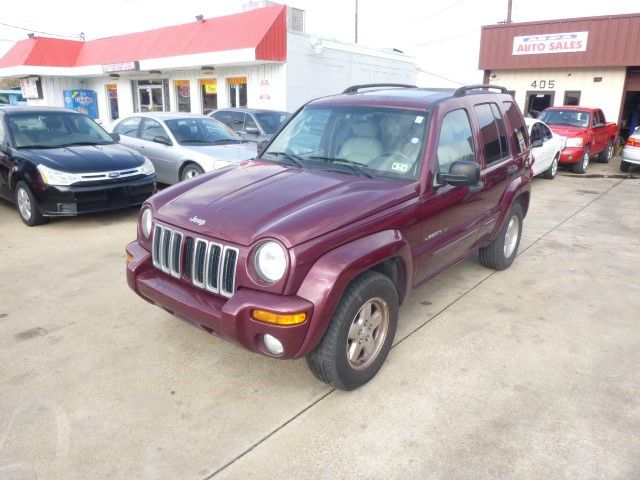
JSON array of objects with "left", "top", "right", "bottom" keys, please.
[{"left": 203, "top": 178, "right": 624, "bottom": 479}]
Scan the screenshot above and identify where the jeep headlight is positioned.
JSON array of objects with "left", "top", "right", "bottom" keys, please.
[
  {"left": 565, "top": 137, "right": 584, "bottom": 148},
  {"left": 139, "top": 158, "right": 155, "bottom": 176},
  {"left": 254, "top": 241, "right": 287, "bottom": 283},
  {"left": 141, "top": 207, "right": 153, "bottom": 239},
  {"left": 37, "top": 164, "right": 82, "bottom": 186}
]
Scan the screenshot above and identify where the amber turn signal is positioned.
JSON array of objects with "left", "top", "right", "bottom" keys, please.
[
  {"left": 252, "top": 309, "right": 307, "bottom": 325},
  {"left": 126, "top": 253, "right": 133, "bottom": 263}
]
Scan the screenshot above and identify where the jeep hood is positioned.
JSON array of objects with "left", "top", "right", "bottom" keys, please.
[{"left": 154, "top": 161, "right": 418, "bottom": 247}]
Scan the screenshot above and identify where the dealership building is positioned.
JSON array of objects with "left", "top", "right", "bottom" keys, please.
[
  {"left": 0, "top": 2, "right": 415, "bottom": 124},
  {"left": 479, "top": 13, "right": 640, "bottom": 137}
]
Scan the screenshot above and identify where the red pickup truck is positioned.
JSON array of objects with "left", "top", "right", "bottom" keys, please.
[{"left": 538, "top": 107, "right": 618, "bottom": 174}]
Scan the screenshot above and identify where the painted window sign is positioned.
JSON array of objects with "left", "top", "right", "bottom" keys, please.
[
  {"left": 175, "top": 80, "right": 190, "bottom": 97},
  {"left": 199, "top": 78, "right": 217, "bottom": 94},
  {"left": 512, "top": 31, "right": 588, "bottom": 56},
  {"left": 63, "top": 90, "right": 99, "bottom": 119}
]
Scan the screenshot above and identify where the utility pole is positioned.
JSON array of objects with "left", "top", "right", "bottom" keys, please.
[
  {"left": 355, "top": 0, "right": 358, "bottom": 43},
  {"left": 507, "top": 0, "right": 512, "bottom": 23}
]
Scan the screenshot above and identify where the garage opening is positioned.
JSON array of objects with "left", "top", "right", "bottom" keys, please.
[
  {"left": 620, "top": 68, "right": 640, "bottom": 140},
  {"left": 525, "top": 91, "right": 555, "bottom": 118}
]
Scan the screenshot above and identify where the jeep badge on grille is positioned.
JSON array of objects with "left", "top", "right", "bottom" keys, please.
[{"left": 189, "top": 216, "right": 206, "bottom": 226}]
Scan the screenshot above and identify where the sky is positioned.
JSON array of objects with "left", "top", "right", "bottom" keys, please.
[{"left": 1, "top": 0, "right": 638, "bottom": 87}]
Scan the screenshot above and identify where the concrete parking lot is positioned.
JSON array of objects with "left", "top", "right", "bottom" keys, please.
[{"left": 1, "top": 158, "right": 639, "bottom": 480}]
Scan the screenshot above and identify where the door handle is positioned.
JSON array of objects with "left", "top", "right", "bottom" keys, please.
[
  {"left": 137, "top": 145, "right": 145, "bottom": 150},
  {"left": 507, "top": 165, "right": 518, "bottom": 175},
  {"left": 469, "top": 181, "right": 484, "bottom": 194}
]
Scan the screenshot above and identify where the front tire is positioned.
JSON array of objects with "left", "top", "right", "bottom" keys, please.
[
  {"left": 15, "top": 181, "right": 47, "bottom": 226},
  {"left": 542, "top": 154, "right": 559, "bottom": 179},
  {"left": 599, "top": 139, "right": 613, "bottom": 163},
  {"left": 572, "top": 146, "right": 590, "bottom": 174},
  {"left": 306, "top": 271, "right": 399, "bottom": 390},
  {"left": 180, "top": 163, "right": 204, "bottom": 182},
  {"left": 479, "top": 202, "right": 523, "bottom": 271}
]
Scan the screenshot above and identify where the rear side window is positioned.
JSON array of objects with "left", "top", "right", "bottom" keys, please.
[
  {"left": 115, "top": 117, "right": 141, "bottom": 137},
  {"left": 436, "top": 108, "right": 476, "bottom": 175},
  {"left": 212, "top": 111, "right": 232, "bottom": 126},
  {"left": 140, "top": 118, "right": 167, "bottom": 142},
  {"left": 502, "top": 101, "right": 528, "bottom": 154},
  {"left": 474, "top": 103, "right": 510, "bottom": 165}
]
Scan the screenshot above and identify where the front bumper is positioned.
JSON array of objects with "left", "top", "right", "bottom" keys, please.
[
  {"left": 622, "top": 145, "right": 640, "bottom": 164},
  {"left": 35, "top": 175, "right": 156, "bottom": 216},
  {"left": 559, "top": 147, "right": 586, "bottom": 164},
  {"left": 126, "top": 241, "right": 314, "bottom": 359}
]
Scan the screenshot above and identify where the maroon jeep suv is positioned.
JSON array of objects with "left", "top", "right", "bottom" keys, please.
[{"left": 126, "top": 84, "right": 532, "bottom": 390}]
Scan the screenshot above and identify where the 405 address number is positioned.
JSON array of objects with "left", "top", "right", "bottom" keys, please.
[{"left": 530, "top": 80, "right": 555, "bottom": 89}]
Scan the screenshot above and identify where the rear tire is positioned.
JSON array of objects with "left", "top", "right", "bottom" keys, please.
[
  {"left": 15, "top": 181, "right": 47, "bottom": 227},
  {"left": 479, "top": 202, "right": 523, "bottom": 271},
  {"left": 620, "top": 160, "right": 631, "bottom": 172},
  {"left": 306, "top": 271, "right": 398, "bottom": 391},
  {"left": 598, "top": 140, "right": 613, "bottom": 163},
  {"left": 572, "top": 146, "right": 590, "bottom": 174},
  {"left": 542, "top": 154, "right": 559, "bottom": 179},
  {"left": 180, "top": 163, "right": 204, "bottom": 182}
]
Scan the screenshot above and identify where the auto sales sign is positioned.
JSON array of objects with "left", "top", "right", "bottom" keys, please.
[{"left": 512, "top": 31, "right": 588, "bottom": 55}]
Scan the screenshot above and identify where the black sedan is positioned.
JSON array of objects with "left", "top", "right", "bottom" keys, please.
[{"left": 0, "top": 107, "right": 156, "bottom": 226}]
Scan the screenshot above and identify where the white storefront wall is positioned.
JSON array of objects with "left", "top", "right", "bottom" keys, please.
[
  {"left": 25, "top": 34, "right": 415, "bottom": 125},
  {"left": 488, "top": 67, "right": 627, "bottom": 123}
]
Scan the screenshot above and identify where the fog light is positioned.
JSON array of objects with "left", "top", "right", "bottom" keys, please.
[{"left": 263, "top": 334, "right": 284, "bottom": 356}]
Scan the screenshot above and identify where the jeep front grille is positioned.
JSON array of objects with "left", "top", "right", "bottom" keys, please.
[{"left": 151, "top": 224, "right": 238, "bottom": 297}]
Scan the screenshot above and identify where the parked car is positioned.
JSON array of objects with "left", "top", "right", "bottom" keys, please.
[
  {"left": 0, "top": 106, "right": 155, "bottom": 226},
  {"left": 109, "top": 113, "right": 256, "bottom": 184},
  {"left": 126, "top": 84, "right": 532, "bottom": 390},
  {"left": 209, "top": 108, "right": 289, "bottom": 143},
  {"left": 525, "top": 118, "right": 564, "bottom": 179},
  {"left": 621, "top": 127, "right": 640, "bottom": 172},
  {"left": 538, "top": 106, "right": 618, "bottom": 174},
  {"left": 0, "top": 89, "right": 27, "bottom": 106}
]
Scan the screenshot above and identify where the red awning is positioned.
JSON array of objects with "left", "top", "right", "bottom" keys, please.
[{"left": 0, "top": 4, "right": 286, "bottom": 69}]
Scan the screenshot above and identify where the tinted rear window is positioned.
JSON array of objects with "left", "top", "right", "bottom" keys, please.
[
  {"left": 474, "top": 103, "right": 510, "bottom": 165},
  {"left": 502, "top": 101, "right": 528, "bottom": 153}
]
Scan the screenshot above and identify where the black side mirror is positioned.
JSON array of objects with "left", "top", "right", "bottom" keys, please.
[
  {"left": 257, "top": 139, "right": 269, "bottom": 155},
  {"left": 531, "top": 138, "right": 544, "bottom": 148},
  {"left": 437, "top": 160, "right": 480, "bottom": 187},
  {"left": 153, "top": 135, "right": 172, "bottom": 146},
  {"left": 109, "top": 132, "right": 121, "bottom": 142}
]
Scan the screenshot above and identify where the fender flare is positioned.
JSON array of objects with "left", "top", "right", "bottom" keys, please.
[
  {"left": 294, "top": 229, "right": 412, "bottom": 357},
  {"left": 494, "top": 175, "right": 532, "bottom": 236}
]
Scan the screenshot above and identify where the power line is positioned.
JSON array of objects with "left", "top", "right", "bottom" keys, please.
[
  {"left": 0, "top": 21, "right": 82, "bottom": 40},
  {"left": 406, "top": 27, "right": 480, "bottom": 48},
  {"left": 409, "top": 0, "right": 466, "bottom": 25},
  {"left": 416, "top": 68, "right": 465, "bottom": 86}
]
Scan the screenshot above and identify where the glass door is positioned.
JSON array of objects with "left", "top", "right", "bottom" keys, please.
[
  {"left": 200, "top": 78, "right": 218, "bottom": 115},
  {"left": 106, "top": 84, "right": 119, "bottom": 120},
  {"left": 227, "top": 77, "right": 247, "bottom": 108},
  {"left": 137, "top": 80, "right": 165, "bottom": 112}
]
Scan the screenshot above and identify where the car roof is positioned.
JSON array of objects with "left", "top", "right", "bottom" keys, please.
[
  {"left": 214, "top": 108, "right": 289, "bottom": 114},
  {"left": 0, "top": 105, "right": 77, "bottom": 115},
  {"left": 121, "top": 112, "right": 210, "bottom": 121},
  {"left": 544, "top": 106, "right": 595, "bottom": 112},
  {"left": 305, "top": 86, "right": 512, "bottom": 111}
]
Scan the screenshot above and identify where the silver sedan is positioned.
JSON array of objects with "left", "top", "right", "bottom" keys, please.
[{"left": 108, "top": 113, "right": 256, "bottom": 184}]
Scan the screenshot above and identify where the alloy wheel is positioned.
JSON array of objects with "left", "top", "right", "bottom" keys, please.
[
  {"left": 16, "top": 187, "right": 32, "bottom": 221},
  {"left": 346, "top": 297, "right": 389, "bottom": 370},
  {"left": 551, "top": 157, "right": 558, "bottom": 176},
  {"left": 185, "top": 169, "right": 200, "bottom": 179},
  {"left": 503, "top": 215, "right": 520, "bottom": 258},
  {"left": 582, "top": 151, "right": 589, "bottom": 171}
]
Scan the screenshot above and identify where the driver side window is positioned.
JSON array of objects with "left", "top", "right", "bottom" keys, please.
[
  {"left": 436, "top": 109, "right": 476, "bottom": 175},
  {"left": 140, "top": 118, "right": 167, "bottom": 142}
]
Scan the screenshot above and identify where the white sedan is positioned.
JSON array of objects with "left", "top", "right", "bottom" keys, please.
[{"left": 525, "top": 118, "right": 565, "bottom": 179}]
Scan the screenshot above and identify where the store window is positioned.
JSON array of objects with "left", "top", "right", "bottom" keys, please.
[
  {"left": 106, "top": 84, "right": 119, "bottom": 120},
  {"left": 175, "top": 80, "right": 191, "bottom": 112},
  {"left": 564, "top": 91, "right": 581, "bottom": 106},
  {"left": 228, "top": 77, "right": 247, "bottom": 108},
  {"left": 200, "top": 78, "right": 218, "bottom": 115}
]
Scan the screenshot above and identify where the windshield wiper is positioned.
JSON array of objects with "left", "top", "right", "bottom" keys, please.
[
  {"left": 265, "top": 151, "right": 304, "bottom": 167},
  {"left": 17, "top": 144, "right": 51, "bottom": 149},
  {"left": 306, "top": 156, "right": 374, "bottom": 178},
  {"left": 59, "top": 141, "right": 109, "bottom": 147}
]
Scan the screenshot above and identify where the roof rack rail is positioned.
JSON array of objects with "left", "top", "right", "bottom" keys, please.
[
  {"left": 342, "top": 83, "right": 417, "bottom": 94},
  {"left": 453, "top": 84, "right": 508, "bottom": 97}
]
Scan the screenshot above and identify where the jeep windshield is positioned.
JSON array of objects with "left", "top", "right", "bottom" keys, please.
[
  {"left": 8, "top": 111, "right": 115, "bottom": 149},
  {"left": 165, "top": 117, "right": 244, "bottom": 146},
  {"left": 538, "top": 109, "right": 590, "bottom": 128},
  {"left": 263, "top": 106, "right": 429, "bottom": 180}
]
